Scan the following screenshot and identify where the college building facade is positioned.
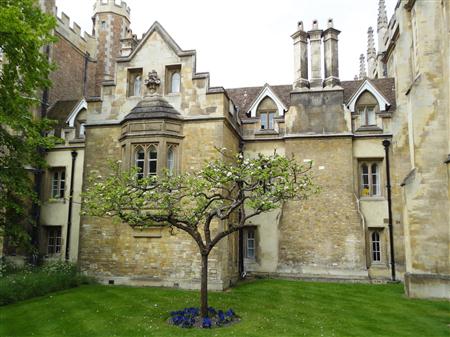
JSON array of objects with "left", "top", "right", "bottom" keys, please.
[{"left": 2, "top": 0, "right": 448, "bottom": 299}]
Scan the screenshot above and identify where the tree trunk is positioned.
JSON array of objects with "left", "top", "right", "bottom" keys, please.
[{"left": 200, "top": 252, "right": 209, "bottom": 318}]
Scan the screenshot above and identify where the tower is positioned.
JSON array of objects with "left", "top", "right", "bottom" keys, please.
[
  {"left": 92, "top": 0, "right": 131, "bottom": 95},
  {"left": 367, "top": 27, "right": 376, "bottom": 78}
]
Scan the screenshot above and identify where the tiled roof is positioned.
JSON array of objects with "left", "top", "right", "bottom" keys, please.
[{"left": 226, "top": 78, "right": 396, "bottom": 119}]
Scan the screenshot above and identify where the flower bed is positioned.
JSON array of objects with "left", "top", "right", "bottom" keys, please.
[{"left": 169, "top": 307, "right": 239, "bottom": 328}]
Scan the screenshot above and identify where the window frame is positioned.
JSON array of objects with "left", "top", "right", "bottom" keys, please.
[
  {"left": 370, "top": 230, "right": 382, "bottom": 263},
  {"left": 47, "top": 226, "right": 62, "bottom": 255},
  {"left": 259, "top": 111, "right": 276, "bottom": 130},
  {"left": 358, "top": 105, "right": 377, "bottom": 126},
  {"left": 167, "top": 145, "right": 176, "bottom": 176},
  {"left": 51, "top": 168, "right": 66, "bottom": 199},
  {"left": 245, "top": 228, "right": 256, "bottom": 259},
  {"left": 127, "top": 68, "right": 143, "bottom": 97},
  {"left": 359, "top": 160, "right": 382, "bottom": 197}
]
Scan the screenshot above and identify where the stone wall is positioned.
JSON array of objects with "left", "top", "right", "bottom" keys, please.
[{"left": 278, "top": 137, "right": 367, "bottom": 279}]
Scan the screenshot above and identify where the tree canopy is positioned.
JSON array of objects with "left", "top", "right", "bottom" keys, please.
[
  {"left": 83, "top": 150, "right": 318, "bottom": 317},
  {"left": 0, "top": 0, "right": 57, "bottom": 250}
]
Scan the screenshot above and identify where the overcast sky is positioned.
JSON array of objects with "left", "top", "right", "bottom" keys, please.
[{"left": 55, "top": 0, "right": 398, "bottom": 88}]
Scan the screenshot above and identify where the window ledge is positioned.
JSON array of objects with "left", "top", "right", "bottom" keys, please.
[
  {"left": 360, "top": 196, "right": 385, "bottom": 201},
  {"left": 255, "top": 129, "right": 279, "bottom": 135},
  {"left": 355, "top": 126, "right": 383, "bottom": 132},
  {"left": 370, "top": 263, "right": 388, "bottom": 268},
  {"left": 166, "top": 92, "right": 181, "bottom": 96},
  {"left": 46, "top": 198, "right": 66, "bottom": 204}
]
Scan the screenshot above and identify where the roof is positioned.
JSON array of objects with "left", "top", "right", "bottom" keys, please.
[
  {"left": 123, "top": 94, "right": 181, "bottom": 122},
  {"left": 226, "top": 78, "right": 396, "bottom": 119},
  {"left": 47, "top": 100, "right": 80, "bottom": 124}
]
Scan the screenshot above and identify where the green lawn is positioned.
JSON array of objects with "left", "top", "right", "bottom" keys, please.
[{"left": 1, "top": 279, "right": 449, "bottom": 337}]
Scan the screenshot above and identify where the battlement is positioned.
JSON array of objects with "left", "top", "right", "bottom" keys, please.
[
  {"left": 93, "top": 0, "right": 130, "bottom": 20},
  {"left": 55, "top": 8, "right": 97, "bottom": 57}
]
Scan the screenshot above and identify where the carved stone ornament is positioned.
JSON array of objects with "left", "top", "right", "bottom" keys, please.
[{"left": 144, "top": 70, "right": 161, "bottom": 95}]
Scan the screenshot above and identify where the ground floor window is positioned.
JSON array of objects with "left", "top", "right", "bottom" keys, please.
[
  {"left": 370, "top": 230, "right": 381, "bottom": 263},
  {"left": 245, "top": 228, "right": 256, "bottom": 259},
  {"left": 47, "top": 226, "right": 62, "bottom": 255}
]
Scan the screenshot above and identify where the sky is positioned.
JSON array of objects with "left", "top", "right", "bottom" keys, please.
[{"left": 54, "top": 0, "right": 398, "bottom": 88}]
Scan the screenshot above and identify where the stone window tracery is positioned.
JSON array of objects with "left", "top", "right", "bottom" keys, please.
[{"left": 371, "top": 230, "right": 381, "bottom": 262}]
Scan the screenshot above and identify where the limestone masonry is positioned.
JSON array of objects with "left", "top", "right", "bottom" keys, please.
[{"left": 4, "top": 0, "right": 447, "bottom": 300}]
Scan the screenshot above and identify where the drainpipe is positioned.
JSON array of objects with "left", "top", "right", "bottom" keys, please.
[
  {"left": 65, "top": 150, "right": 78, "bottom": 261},
  {"left": 383, "top": 139, "right": 396, "bottom": 281}
]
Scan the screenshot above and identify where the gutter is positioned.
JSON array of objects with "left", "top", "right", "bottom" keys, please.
[{"left": 65, "top": 151, "right": 78, "bottom": 261}]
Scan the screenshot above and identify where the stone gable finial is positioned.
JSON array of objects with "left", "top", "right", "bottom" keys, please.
[{"left": 144, "top": 70, "right": 161, "bottom": 96}]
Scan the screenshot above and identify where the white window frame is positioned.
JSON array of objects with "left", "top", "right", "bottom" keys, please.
[
  {"left": 51, "top": 169, "right": 65, "bottom": 199},
  {"left": 358, "top": 105, "right": 376, "bottom": 126},
  {"left": 360, "top": 161, "right": 381, "bottom": 197},
  {"left": 245, "top": 228, "right": 256, "bottom": 259},
  {"left": 135, "top": 147, "right": 145, "bottom": 179},
  {"left": 148, "top": 145, "right": 158, "bottom": 176},
  {"left": 260, "top": 111, "right": 276, "bottom": 130},
  {"left": 371, "top": 230, "right": 381, "bottom": 263}
]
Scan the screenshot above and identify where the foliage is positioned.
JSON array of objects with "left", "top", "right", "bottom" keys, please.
[
  {"left": 0, "top": 261, "right": 92, "bottom": 305},
  {"left": 84, "top": 152, "right": 317, "bottom": 243},
  {"left": 1, "top": 280, "right": 450, "bottom": 337},
  {"left": 0, "top": 0, "right": 59, "bottom": 249},
  {"left": 83, "top": 150, "right": 317, "bottom": 317},
  {"left": 170, "top": 307, "right": 237, "bottom": 328}
]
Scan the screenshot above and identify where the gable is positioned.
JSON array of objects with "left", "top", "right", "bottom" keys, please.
[
  {"left": 248, "top": 85, "right": 288, "bottom": 117},
  {"left": 347, "top": 80, "right": 391, "bottom": 112}
]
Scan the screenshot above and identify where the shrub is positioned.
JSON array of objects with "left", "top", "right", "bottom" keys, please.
[
  {"left": 169, "top": 306, "right": 238, "bottom": 329},
  {"left": 0, "top": 261, "right": 93, "bottom": 306}
]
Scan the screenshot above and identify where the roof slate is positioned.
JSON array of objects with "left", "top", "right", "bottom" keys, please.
[{"left": 226, "top": 78, "right": 396, "bottom": 119}]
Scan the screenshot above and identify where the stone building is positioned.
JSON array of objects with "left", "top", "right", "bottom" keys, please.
[{"left": 15, "top": 0, "right": 447, "bottom": 299}]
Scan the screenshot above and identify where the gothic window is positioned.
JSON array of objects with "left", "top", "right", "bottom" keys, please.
[
  {"left": 167, "top": 145, "right": 175, "bottom": 176},
  {"left": 371, "top": 230, "right": 381, "bottom": 262},
  {"left": 135, "top": 147, "right": 145, "bottom": 179},
  {"left": 148, "top": 145, "right": 158, "bottom": 176},
  {"left": 171, "top": 72, "right": 181, "bottom": 93},
  {"left": 51, "top": 168, "right": 65, "bottom": 199},
  {"left": 47, "top": 226, "right": 62, "bottom": 255},
  {"left": 360, "top": 161, "right": 381, "bottom": 197}
]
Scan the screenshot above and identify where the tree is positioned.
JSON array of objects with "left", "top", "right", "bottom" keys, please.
[
  {"left": 83, "top": 151, "right": 317, "bottom": 318},
  {"left": 0, "top": 0, "right": 57, "bottom": 250}
]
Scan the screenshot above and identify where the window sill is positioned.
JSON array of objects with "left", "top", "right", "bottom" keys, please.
[
  {"left": 369, "top": 262, "right": 387, "bottom": 268},
  {"left": 255, "top": 129, "right": 279, "bottom": 135},
  {"left": 359, "top": 196, "right": 385, "bottom": 201},
  {"left": 355, "top": 126, "right": 383, "bottom": 132},
  {"left": 166, "top": 92, "right": 181, "bottom": 96},
  {"left": 46, "top": 198, "right": 66, "bottom": 204}
]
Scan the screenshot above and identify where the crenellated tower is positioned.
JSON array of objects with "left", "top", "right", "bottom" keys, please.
[{"left": 92, "top": 0, "right": 131, "bottom": 95}]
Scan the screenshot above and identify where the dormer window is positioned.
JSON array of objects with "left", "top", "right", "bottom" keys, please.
[
  {"left": 260, "top": 112, "right": 275, "bottom": 130},
  {"left": 359, "top": 105, "right": 376, "bottom": 126}
]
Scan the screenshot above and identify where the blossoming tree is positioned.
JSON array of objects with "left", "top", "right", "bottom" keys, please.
[{"left": 83, "top": 150, "right": 316, "bottom": 318}]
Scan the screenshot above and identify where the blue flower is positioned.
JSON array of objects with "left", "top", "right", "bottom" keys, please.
[{"left": 202, "top": 317, "right": 212, "bottom": 328}]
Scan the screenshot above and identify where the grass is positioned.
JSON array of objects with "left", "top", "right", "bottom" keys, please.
[{"left": 0, "top": 279, "right": 449, "bottom": 337}]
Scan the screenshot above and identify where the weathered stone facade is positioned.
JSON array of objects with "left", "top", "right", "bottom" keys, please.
[{"left": 26, "top": 0, "right": 449, "bottom": 299}]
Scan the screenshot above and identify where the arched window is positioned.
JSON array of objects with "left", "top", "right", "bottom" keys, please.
[
  {"left": 257, "top": 96, "right": 277, "bottom": 130},
  {"left": 361, "top": 163, "right": 369, "bottom": 196},
  {"left": 356, "top": 91, "right": 378, "bottom": 127},
  {"left": 135, "top": 147, "right": 145, "bottom": 179},
  {"left": 371, "top": 231, "right": 381, "bottom": 262},
  {"left": 171, "top": 72, "right": 180, "bottom": 93},
  {"left": 360, "top": 161, "right": 381, "bottom": 197},
  {"left": 134, "top": 75, "right": 142, "bottom": 96},
  {"left": 371, "top": 163, "right": 380, "bottom": 196},
  {"left": 167, "top": 146, "right": 175, "bottom": 175},
  {"left": 148, "top": 145, "right": 158, "bottom": 176}
]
